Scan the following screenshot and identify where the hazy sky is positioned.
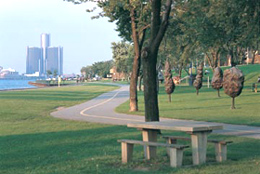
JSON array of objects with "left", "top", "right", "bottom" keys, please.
[{"left": 0, "top": 0, "right": 121, "bottom": 74}]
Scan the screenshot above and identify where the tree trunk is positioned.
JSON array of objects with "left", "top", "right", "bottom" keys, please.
[
  {"left": 217, "top": 53, "right": 221, "bottom": 67},
  {"left": 129, "top": 8, "right": 140, "bottom": 112},
  {"left": 205, "top": 53, "right": 214, "bottom": 71},
  {"left": 128, "top": 4, "right": 148, "bottom": 111},
  {"left": 143, "top": 48, "right": 160, "bottom": 121},
  {"left": 129, "top": 56, "right": 140, "bottom": 111},
  {"left": 168, "top": 94, "right": 171, "bottom": 102},
  {"left": 179, "top": 63, "right": 183, "bottom": 78},
  {"left": 231, "top": 97, "right": 235, "bottom": 109},
  {"left": 230, "top": 48, "right": 236, "bottom": 67},
  {"left": 138, "top": 74, "right": 143, "bottom": 91},
  {"left": 251, "top": 50, "right": 256, "bottom": 64},
  {"left": 142, "top": 0, "right": 172, "bottom": 122},
  {"left": 217, "top": 89, "right": 220, "bottom": 97}
]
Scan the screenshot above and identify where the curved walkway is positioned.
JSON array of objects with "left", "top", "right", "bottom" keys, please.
[{"left": 51, "top": 84, "right": 260, "bottom": 139}]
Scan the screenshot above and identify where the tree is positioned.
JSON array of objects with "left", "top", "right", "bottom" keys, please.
[
  {"left": 81, "top": 65, "right": 93, "bottom": 79},
  {"left": 111, "top": 41, "right": 133, "bottom": 80},
  {"left": 97, "top": 0, "right": 150, "bottom": 112},
  {"left": 53, "top": 69, "right": 58, "bottom": 78},
  {"left": 193, "top": 63, "right": 203, "bottom": 95},
  {"left": 211, "top": 67, "right": 223, "bottom": 97},
  {"left": 183, "top": 0, "right": 260, "bottom": 68},
  {"left": 164, "top": 60, "right": 175, "bottom": 102},
  {"left": 223, "top": 67, "right": 244, "bottom": 109},
  {"left": 92, "top": 60, "right": 113, "bottom": 78},
  {"left": 141, "top": 0, "right": 173, "bottom": 121},
  {"left": 46, "top": 70, "right": 52, "bottom": 78}
]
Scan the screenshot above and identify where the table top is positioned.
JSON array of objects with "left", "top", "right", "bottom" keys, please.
[{"left": 127, "top": 120, "right": 223, "bottom": 132}]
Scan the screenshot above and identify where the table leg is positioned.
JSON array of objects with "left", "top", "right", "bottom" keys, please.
[
  {"left": 142, "top": 129, "right": 157, "bottom": 160},
  {"left": 191, "top": 131, "right": 209, "bottom": 165}
]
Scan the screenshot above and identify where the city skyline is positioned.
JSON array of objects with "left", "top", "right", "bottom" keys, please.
[
  {"left": 0, "top": 0, "right": 121, "bottom": 74},
  {"left": 26, "top": 33, "right": 63, "bottom": 76}
]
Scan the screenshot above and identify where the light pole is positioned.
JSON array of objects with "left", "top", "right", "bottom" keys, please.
[{"left": 205, "top": 70, "right": 210, "bottom": 88}]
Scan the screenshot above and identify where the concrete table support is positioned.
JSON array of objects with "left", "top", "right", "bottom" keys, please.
[
  {"left": 190, "top": 131, "right": 210, "bottom": 165},
  {"left": 142, "top": 129, "right": 157, "bottom": 159},
  {"left": 121, "top": 142, "right": 134, "bottom": 163}
]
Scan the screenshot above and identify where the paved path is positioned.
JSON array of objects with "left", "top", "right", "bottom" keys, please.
[{"left": 51, "top": 84, "right": 260, "bottom": 139}]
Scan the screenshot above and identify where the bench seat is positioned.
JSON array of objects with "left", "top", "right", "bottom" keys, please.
[
  {"left": 162, "top": 135, "right": 233, "bottom": 162},
  {"left": 118, "top": 139, "right": 189, "bottom": 167}
]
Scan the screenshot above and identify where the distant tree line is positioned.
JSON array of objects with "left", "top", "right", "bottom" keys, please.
[{"left": 80, "top": 60, "right": 113, "bottom": 79}]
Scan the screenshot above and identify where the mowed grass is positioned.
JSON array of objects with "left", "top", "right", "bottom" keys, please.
[
  {"left": 0, "top": 79, "right": 260, "bottom": 173},
  {"left": 116, "top": 64, "right": 260, "bottom": 126}
]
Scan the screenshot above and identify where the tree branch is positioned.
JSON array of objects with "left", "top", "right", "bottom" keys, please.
[
  {"left": 139, "top": 28, "right": 147, "bottom": 51},
  {"left": 152, "top": 0, "right": 173, "bottom": 50},
  {"left": 205, "top": 52, "right": 214, "bottom": 71},
  {"left": 130, "top": 7, "right": 140, "bottom": 57},
  {"left": 150, "top": 0, "right": 162, "bottom": 44}
]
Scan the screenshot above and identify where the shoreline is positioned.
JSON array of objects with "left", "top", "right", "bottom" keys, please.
[
  {"left": 0, "top": 83, "right": 85, "bottom": 92},
  {"left": 0, "top": 82, "right": 120, "bottom": 92},
  {"left": 0, "top": 87, "right": 38, "bottom": 92}
]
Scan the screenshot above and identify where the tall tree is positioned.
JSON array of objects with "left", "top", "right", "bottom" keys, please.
[
  {"left": 97, "top": 0, "right": 150, "bottom": 111},
  {"left": 141, "top": 0, "right": 173, "bottom": 121}
]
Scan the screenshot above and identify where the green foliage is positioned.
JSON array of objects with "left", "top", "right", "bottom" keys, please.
[
  {"left": 81, "top": 60, "right": 113, "bottom": 78},
  {"left": 111, "top": 41, "right": 133, "bottom": 77},
  {"left": 91, "top": 60, "right": 114, "bottom": 78},
  {"left": 53, "top": 69, "right": 58, "bottom": 77},
  {"left": 46, "top": 70, "right": 52, "bottom": 77},
  {"left": 81, "top": 65, "right": 93, "bottom": 78}
]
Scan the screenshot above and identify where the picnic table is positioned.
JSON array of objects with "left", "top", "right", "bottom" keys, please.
[{"left": 127, "top": 120, "right": 223, "bottom": 165}]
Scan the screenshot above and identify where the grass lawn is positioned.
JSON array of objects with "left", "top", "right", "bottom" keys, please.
[
  {"left": 1, "top": 80, "right": 260, "bottom": 173},
  {"left": 116, "top": 64, "right": 260, "bottom": 126}
]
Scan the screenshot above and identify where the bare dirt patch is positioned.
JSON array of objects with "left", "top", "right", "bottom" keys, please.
[{"left": 56, "top": 107, "right": 66, "bottom": 111}]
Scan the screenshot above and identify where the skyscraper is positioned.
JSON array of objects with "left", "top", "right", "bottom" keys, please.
[
  {"left": 41, "top": 33, "right": 50, "bottom": 75},
  {"left": 26, "top": 47, "right": 42, "bottom": 74},
  {"left": 26, "top": 34, "right": 63, "bottom": 76},
  {"left": 46, "top": 47, "right": 63, "bottom": 75}
]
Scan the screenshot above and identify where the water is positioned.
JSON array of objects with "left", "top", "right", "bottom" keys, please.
[{"left": 0, "top": 79, "right": 37, "bottom": 90}]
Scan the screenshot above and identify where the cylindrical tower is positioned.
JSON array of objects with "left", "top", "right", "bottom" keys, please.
[
  {"left": 41, "top": 33, "right": 50, "bottom": 48},
  {"left": 41, "top": 33, "right": 50, "bottom": 75}
]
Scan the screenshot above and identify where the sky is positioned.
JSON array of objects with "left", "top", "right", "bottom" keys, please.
[{"left": 0, "top": 0, "right": 121, "bottom": 74}]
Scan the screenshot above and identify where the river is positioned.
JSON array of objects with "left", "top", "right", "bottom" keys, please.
[{"left": 0, "top": 79, "right": 37, "bottom": 90}]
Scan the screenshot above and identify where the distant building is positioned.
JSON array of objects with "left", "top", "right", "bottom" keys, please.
[
  {"left": 0, "top": 68, "right": 20, "bottom": 78},
  {"left": 24, "top": 72, "right": 40, "bottom": 77},
  {"left": 26, "top": 34, "right": 63, "bottom": 77},
  {"left": 26, "top": 47, "right": 42, "bottom": 74},
  {"left": 110, "top": 66, "right": 125, "bottom": 81},
  {"left": 41, "top": 33, "right": 50, "bottom": 75},
  {"left": 46, "top": 47, "right": 63, "bottom": 75}
]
